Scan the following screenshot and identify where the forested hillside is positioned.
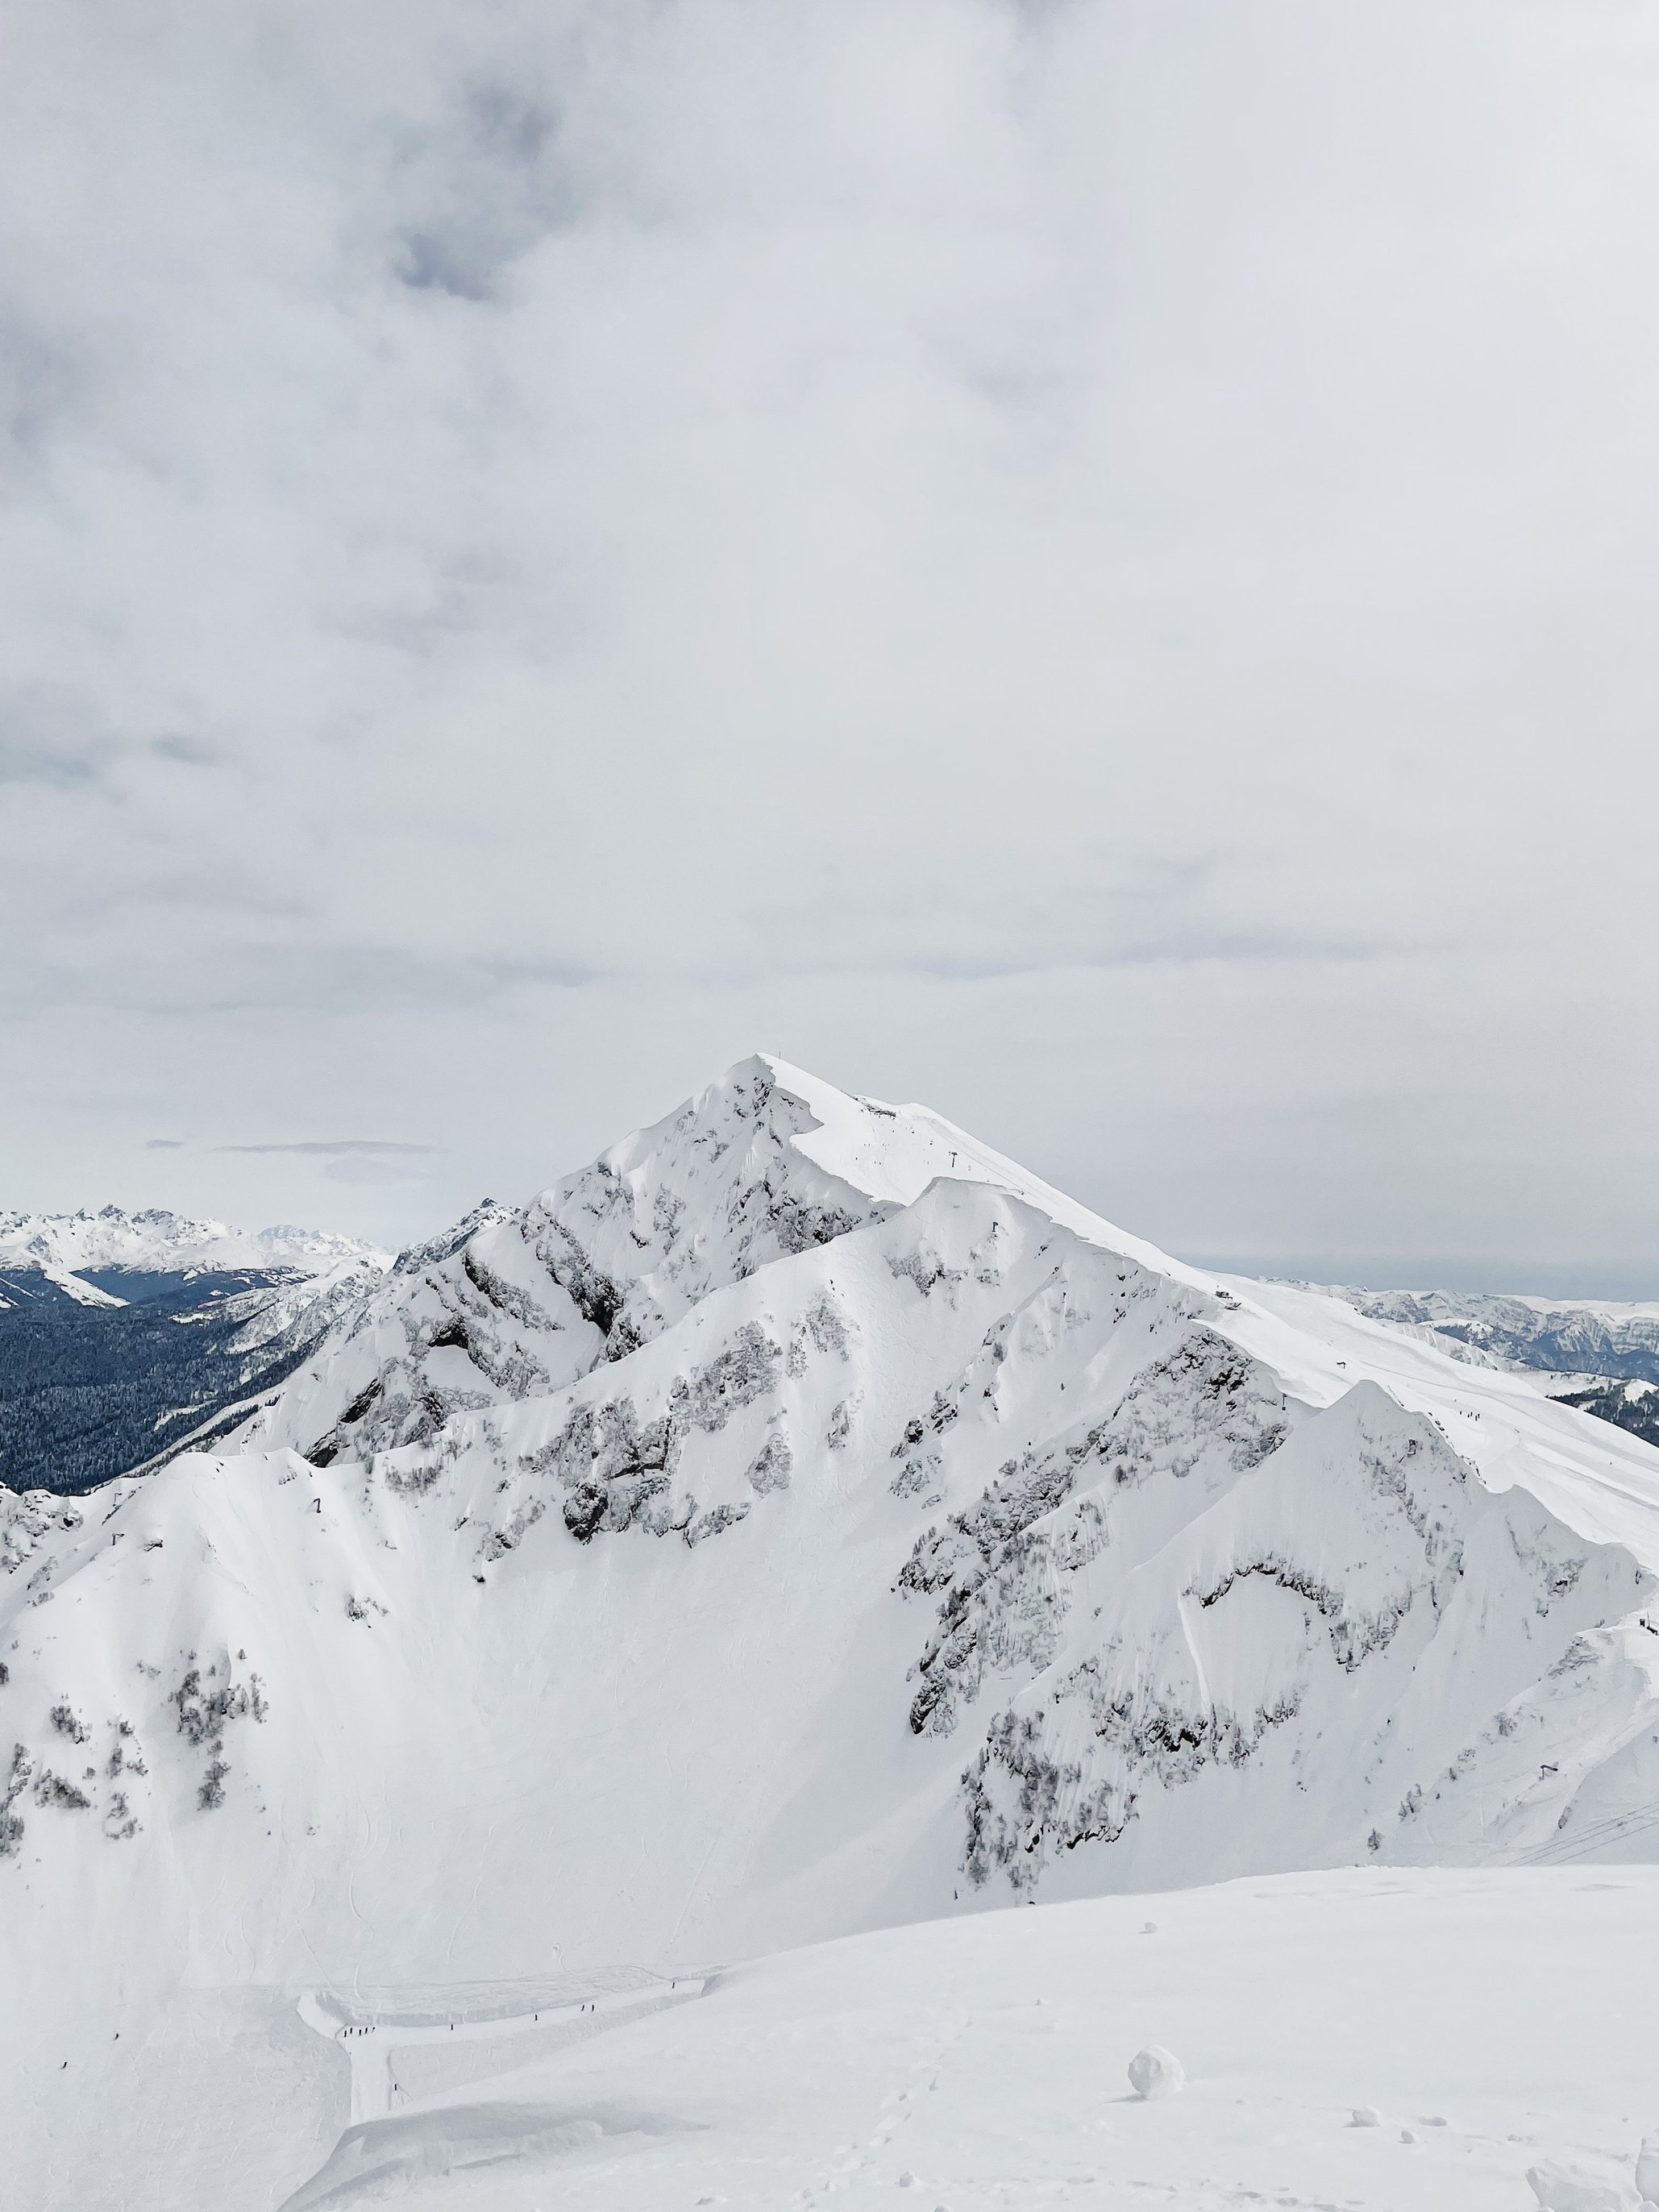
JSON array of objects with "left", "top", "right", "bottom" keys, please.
[{"left": 0, "top": 1270, "right": 353, "bottom": 1493}]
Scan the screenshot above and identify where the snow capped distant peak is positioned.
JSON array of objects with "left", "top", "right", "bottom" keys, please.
[
  {"left": 0, "top": 1206, "right": 391, "bottom": 1279},
  {"left": 252, "top": 1223, "right": 393, "bottom": 1268},
  {"left": 1328, "top": 1282, "right": 1659, "bottom": 1390}
]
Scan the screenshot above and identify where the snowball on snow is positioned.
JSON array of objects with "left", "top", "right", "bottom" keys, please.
[
  {"left": 1349, "top": 2106, "right": 1382, "bottom": 2127},
  {"left": 1526, "top": 2160, "right": 1640, "bottom": 2211},
  {"left": 1128, "top": 2045, "right": 1185, "bottom": 2101}
]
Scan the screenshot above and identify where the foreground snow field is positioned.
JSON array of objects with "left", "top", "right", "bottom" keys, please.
[
  {"left": 9, "top": 1058, "right": 1659, "bottom": 2206},
  {"left": 18, "top": 1869, "right": 1659, "bottom": 2210}
]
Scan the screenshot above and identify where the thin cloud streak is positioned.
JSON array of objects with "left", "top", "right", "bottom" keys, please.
[{"left": 214, "top": 1141, "right": 444, "bottom": 1158}]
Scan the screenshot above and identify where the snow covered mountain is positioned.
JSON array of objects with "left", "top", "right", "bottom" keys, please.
[
  {"left": 220, "top": 1058, "right": 1066, "bottom": 1467},
  {"left": 8, "top": 1056, "right": 1659, "bottom": 2209},
  {"left": 1328, "top": 1282, "right": 1659, "bottom": 1385},
  {"left": 1324, "top": 1284, "right": 1659, "bottom": 1453},
  {"left": 0, "top": 1205, "right": 386, "bottom": 1297}
]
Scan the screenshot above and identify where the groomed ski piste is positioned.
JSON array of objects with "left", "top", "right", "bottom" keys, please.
[{"left": 6, "top": 1058, "right": 1659, "bottom": 2210}]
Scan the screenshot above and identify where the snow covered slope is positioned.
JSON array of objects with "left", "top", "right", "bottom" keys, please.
[
  {"left": 18, "top": 1861, "right": 1659, "bottom": 2211},
  {"left": 7, "top": 1057, "right": 1659, "bottom": 2209},
  {"left": 265, "top": 1870, "right": 1659, "bottom": 2212}
]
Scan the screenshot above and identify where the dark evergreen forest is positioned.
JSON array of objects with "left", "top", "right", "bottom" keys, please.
[{"left": 0, "top": 1270, "right": 316, "bottom": 1495}]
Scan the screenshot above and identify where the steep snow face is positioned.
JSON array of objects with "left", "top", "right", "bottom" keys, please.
[
  {"left": 959, "top": 1379, "right": 1658, "bottom": 1896},
  {"left": 0, "top": 1206, "right": 389, "bottom": 1282},
  {"left": 8, "top": 1055, "right": 1659, "bottom": 2202}
]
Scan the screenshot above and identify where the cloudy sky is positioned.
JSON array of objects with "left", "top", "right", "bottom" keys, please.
[{"left": 3, "top": 1, "right": 1657, "bottom": 1287}]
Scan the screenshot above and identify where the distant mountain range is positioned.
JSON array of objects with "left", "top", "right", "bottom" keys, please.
[
  {"left": 1325, "top": 1284, "right": 1659, "bottom": 1449},
  {"left": 1328, "top": 1281, "right": 1659, "bottom": 1382},
  {"left": 0, "top": 1205, "right": 386, "bottom": 1291}
]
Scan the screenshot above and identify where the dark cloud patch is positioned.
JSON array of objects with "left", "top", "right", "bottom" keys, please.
[
  {"left": 389, "top": 81, "right": 573, "bottom": 301},
  {"left": 395, "top": 229, "right": 494, "bottom": 302},
  {"left": 0, "top": 315, "right": 86, "bottom": 474},
  {"left": 0, "top": 689, "right": 113, "bottom": 788},
  {"left": 0, "top": 739, "right": 103, "bottom": 788},
  {"left": 150, "top": 734, "right": 219, "bottom": 767}
]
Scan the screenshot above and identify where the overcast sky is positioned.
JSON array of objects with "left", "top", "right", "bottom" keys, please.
[{"left": 3, "top": 1, "right": 1657, "bottom": 1288}]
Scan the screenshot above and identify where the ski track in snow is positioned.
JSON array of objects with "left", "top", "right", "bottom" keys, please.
[{"left": 296, "top": 1971, "right": 709, "bottom": 2127}]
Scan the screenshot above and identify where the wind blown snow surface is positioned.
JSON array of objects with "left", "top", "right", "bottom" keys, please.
[{"left": 6, "top": 1058, "right": 1659, "bottom": 2209}]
